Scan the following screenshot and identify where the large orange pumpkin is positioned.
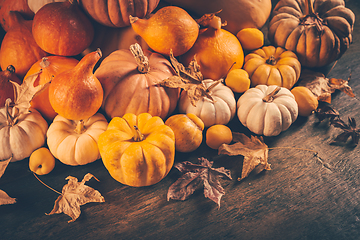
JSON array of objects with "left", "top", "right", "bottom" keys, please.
[{"left": 95, "top": 43, "right": 180, "bottom": 120}]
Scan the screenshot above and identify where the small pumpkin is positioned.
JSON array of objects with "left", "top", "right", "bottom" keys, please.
[
  {"left": 98, "top": 112, "right": 175, "bottom": 187},
  {"left": 178, "top": 79, "right": 236, "bottom": 128},
  {"left": 268, "top": 0, "right": 355, "bottom": 68},
  {"left": 95, "top": 43, "right": 180, "bottom": 120},
  {"left": 47, "top": 113, "right": 108, "bottom": 166},
  {"left": 237, "top": 85, "right": 298, "bottom": 137},
  {"left": 243, "top": 45, "right": 301, "bottom": 89}
]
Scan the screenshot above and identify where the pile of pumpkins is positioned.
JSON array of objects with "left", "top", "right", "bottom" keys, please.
[{"left": 0, "top": 0, "right": 355, "bottom": 187}]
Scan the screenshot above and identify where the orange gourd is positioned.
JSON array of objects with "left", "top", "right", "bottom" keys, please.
[
  {"left": 0, "top": 65, "right": 21, "bottom": 107},
  {"left": 0, "top": 0, "right": 34, "bottom": 31}
]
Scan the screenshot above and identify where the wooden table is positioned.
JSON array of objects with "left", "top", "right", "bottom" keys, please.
[{"left": 1, "top": 1, "right": 360, "bottom": 239}]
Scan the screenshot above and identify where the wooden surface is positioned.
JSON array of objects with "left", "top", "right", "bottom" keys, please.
[{"left": 1, "top": 0, "right": 360, "bottom": 239}]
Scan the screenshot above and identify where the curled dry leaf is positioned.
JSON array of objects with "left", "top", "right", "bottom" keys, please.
[
  {"left": 315, "top": 104, "right": 340, "bottom": 122},
  {"left": 167, "top": 157, "right": 232, "bottom": 208},
  {"left": 218, "top": 132, "right": 271, "bottom": 181},
  {"left": 0, "top": 156, "right": 16, "bottom": 205},
  {"left": 298, "top": 69, "right": 354, "bottom": 103},
  {"left": 331, "top": 117, "right": 360, "bottom": 146},
  {"left": 46, "top": 173, "right": 105, "bottom": 223}
]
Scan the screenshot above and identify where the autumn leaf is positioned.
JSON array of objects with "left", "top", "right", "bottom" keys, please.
[
  {"left": 196, "top": 10, "right": 227, "bottom": 29},
  {"left": 218, "top": 132, "right": 271, "bottom": 181},
  {"left": 331, "top": 117, "right": 360, "bottom": 146},
  {"left": 46, "top": 173, "right": 105, "bottom": 223},
  {"left": 0, "top": 156, "right": 16, "bottom": 205},
  {"left": 167, "top": 157, "right": 232, "bottom": 208},
  {"left": 298, "top": 69, "right": 354, "bottom": 103},
  {"left": 315, "top": 104, "right": 340, "bottom": 123}
]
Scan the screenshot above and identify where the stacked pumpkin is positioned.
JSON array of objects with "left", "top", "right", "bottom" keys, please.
[{"left": 0, "top": 0, "right": 355, "bottom": 187}]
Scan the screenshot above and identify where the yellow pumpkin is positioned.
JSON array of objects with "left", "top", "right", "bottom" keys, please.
[
  {"left": 244, "top": 46, "right": 301, "bottom": 89},
  {"left": 98, "top": 112, "right": 175, "bottom": 187}
]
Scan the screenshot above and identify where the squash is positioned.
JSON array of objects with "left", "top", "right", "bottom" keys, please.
[
  {"left": 243, "top": 46, "right": 301, "bottom": 89},
  {"left": 291, "top": 86, "right": 319, "bottom": 117},
  {"left": 78, "top": 0, "right": 160, "bottom": 28},
  {"left": 0, "top": 72, "right": 48, "bottom": 162},
  {"left": 0, "top": 65, "right": 22, "bottom": 107},
  {"left": 237, "top": 85, "right": 298, "bottom": 137},
  {"left": 178, "top": 79, "right": 236, "bottom": 128},
  {"left": 47, "top": 113, "right": 108, "bottom": 166},
  {"left": 27, "top": 0, "right": 65, "bottom": 13},
  {"left": 0, "top": 0, "right": 34, "bottom": 31},
  {"left": 95, "top": 43, "right": 180, "bottom": 120},
  {"left": 162, "top": 0, "right": 272, "bottom": 35},
  {"left": 268, "top": 0, "right": 355, "bottom": 68},
  {"left": 98, "top": 112, "right": 175, "bottom": 187}
]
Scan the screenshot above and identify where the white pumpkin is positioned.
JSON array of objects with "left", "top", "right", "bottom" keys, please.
[
  {"left": 47, "top": 113, "right": 108, "bottom": 166},
  {"left": 178, "top": 79, "right": 236, "bottom": 127},
  {"left": 237, "top": 85, "right": 298, "bottom": 136},
  {"left": 27, "top": 0, "right": 66, "bottom": 13},
  {"left": 0, "top": 100, "right": 48, "bottom": 162}
]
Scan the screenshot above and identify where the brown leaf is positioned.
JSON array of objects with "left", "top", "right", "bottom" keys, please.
[
  {"left": 46, "top": 173, "right": 105, "bottom": 223},
  {"left": 0, "top": 156, "right": 16, "bottom": 205},
  {"left": 218, "top": 132, "right": 271, "bottom": 181},
  {"left": 298, "top": 69, "right": 354, "bottom": 103}
]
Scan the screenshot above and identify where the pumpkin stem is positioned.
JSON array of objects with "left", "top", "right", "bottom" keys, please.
[
  {"left": 301, "top": 0, "right": 324, "bottom": 32},
  {"left": 5, "top": 98, "right": 15, "bottom": 126},
  {"left": 130, "top": 43, "right": 150, "bottom": 74},
  {"left": 129, "top": 15, "right": 139, "bottom": 24},
  {"left": 5, "top": 65, "right": 15, "bottom": 75},
  {"left": 304, "top": 0, "right": 315, "bottom": 16},
  {"left": 133, "top": 125, "right": 145, "bottom": 141},
  {"left": 266, "top": 55, "right": 277, "bottom": 65},
  {"left": 206, "top": 79, "right": 223, "bottom": 92},
  {"left": 262, "top": 86, "right": 281, "bottom": 102},
  {"left": 75, "top": 120, "right": 86, "bottom": 134},
  {"left": 39, "top": 57, "right": 50, "bottom": 69}
]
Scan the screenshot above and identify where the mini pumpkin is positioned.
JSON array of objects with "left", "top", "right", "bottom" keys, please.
[
  {"left": 237, "top": 85, "right": 298, "bottom": 136},
  {"left": 244, "top": 45, "right": 301, "bottom": 89},
  {"left": 47, "top": 113, "right": 108, "bottom": 166},
  {"left": 98, "top": 112, "right": 175, "bottom": 187}
]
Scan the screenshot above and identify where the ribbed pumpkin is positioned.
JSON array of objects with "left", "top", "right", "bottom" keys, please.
[
  {"left": 95, "top": 43, "right": 180, "bottom": 120},
  {"left": 268, "top": 0, "right": 355, "bottom": 67},
  {"left": 244, "top": 46, "right": 301, "bottom": 89},
  {"left": 78, "top": 0, "right": 160, "bottom": 28}
]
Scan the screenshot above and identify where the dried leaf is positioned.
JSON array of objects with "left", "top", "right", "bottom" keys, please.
[
  {"left": 218, "top": 132, "right": 271, "bottom": 181},
  {"left": 167, "top": 157, "right": 232, "bottom": 208},
  {"left": 331, "top": 117, "right": 360, "bottom": 146},
  {"left": 0, "top": 156, "right": 16, "bottom": 205},
  {"left": 196, "top": 10, "right": 227, "bottom": 29},
  {"left": 315, "top": 104, "right": 340, "bottom": 122},
  {"left": 298, "top": 69, "right": 354, "bottom": 103},
  {"left": 46, "top": 173, "right": 105, "bottom": 223}
]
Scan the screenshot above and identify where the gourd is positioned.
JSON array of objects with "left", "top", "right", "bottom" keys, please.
[
  {"left": 78, "top": 0, "right": 160, "bottom": 28},
  {"left": 243, "top": 46, "right": 301, "bottom": 89},
  {"left": 95, "top": 43, "right": 180, "bottom": 120},
  {"left": 24, "top": 56, "right": 79, "bottom": 121},
  {"left": 27, "top": 0, "right": 65, "bottom": 13},
  {"left": 0, "top": 65, "right": 22, "bottom": 107},
  {"left": 163, "top": 0, "right": 271, "bottom": 35},
  {"left": 0, "top": 0, "right": 34, "bottom": 31},
  {"left": 178, "top": 79, "right": 236, "bottom": 128},
  {"left": 237, "top": 85, "right": 298, "bottom": 137},
  {"left": 291, "top": 86, "right": 319, "bottom": 117},
  {"left": 0, "top": 72, "right": 48, "bottom": 162},
  {"left": 98, "top": 112, "right": 175, "bottom": 187},
  {"left": 47, "top": 113, "right": 108, "bottom": 166},
  {"left": 268, "top": 0, "right": 355, "bottom": 68}
]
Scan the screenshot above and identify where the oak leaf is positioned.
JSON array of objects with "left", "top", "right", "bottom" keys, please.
[
  {"left": 167, "top": 157, "right": 232, "bottom": 208},
  {"left": 0, "top": 156, "right": 16, "bottom": 205},
  {"left": 46, "top": 173, "right": 105, "bottom": 223},
  {"left": 218, "top": 132, "right": 271, "bottom": 181}
]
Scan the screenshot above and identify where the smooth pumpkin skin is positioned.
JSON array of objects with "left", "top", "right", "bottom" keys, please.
[
  {"left": 98, "top": 112, "right": 175, "bottom": 187},
  {"left": 47, "top": 113, "right": 108, "bottom": 166},
  {"left": 268, "top": 0, "right": 355, "bottom": 67},
  {"left": 95, "top": 48, "right": 180, "bottom": 120},
  {"left": 244, "top": 46, "right": 301, "bottom": 89},
  {"left": 237, "top": 85, "right": 298, "bottom": 137}
]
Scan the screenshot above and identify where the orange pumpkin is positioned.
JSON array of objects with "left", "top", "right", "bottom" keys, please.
[
  {"left": 0, "top": 65, "right": 22, "bottom": 107},
  {"left": 0, "top": 0, "right": 34, "bottom": 31},
  {"left": 95, "top": 43, "right": 180, "bottom": 120}
]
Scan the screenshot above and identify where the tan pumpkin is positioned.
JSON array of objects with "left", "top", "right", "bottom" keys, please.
[
  {"left": 27, "top": 0, "right": 65, "bottom": 13},
  {"left": 243, "top": 46, "right": 301, "bottom": 89},
  {"left": 268, "top": 0, "right": 355, "bottom": 67},
  {"left": 95, "top": 43, "right": 180, "bottom": 120}
]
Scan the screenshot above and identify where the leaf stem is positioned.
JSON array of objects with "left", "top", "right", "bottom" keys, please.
[{"left": 32, "top": 172, "right": 62, "bottom": 195}]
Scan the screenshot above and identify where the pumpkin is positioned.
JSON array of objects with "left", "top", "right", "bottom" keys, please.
[
  {"left": 78, "top": 0, "right": 160, "bottom": 28},
  {"left": 47, "top": 113, "right": 108, "bottom": 166},
  {"left": 27, "top": 0, "right": 65, "bottom": 13},
  {"left": 0, "top": 11, "right": 48, "bottom": 78},
  {"left": 178, "top": 79, "right": 236, "bottom": 128},
  {"left": 95, "top": 43, "right": 180, "bottom": 120},
  {"left": 268, "top": 0, "right": 355, "bottom": 68},
  {"left": 0, "top": 65, "right": 22, "bottom": 107},
  {"left": 237, "top": 85, "right": 298, "bottom": 137},
  {"left": 24, "top": 56, "right": 79, "bottom": 121},
  {"left": 162, "top": 0, "right": 272, "bottom": 35},
  {"left": 98, "top": 112, "right": 175, "bottom": 187},
  {"left": 0, "top": 72, "right": 48, "bottom": 162},
  {"left": 243, "top": 45, "right": 301, "bottom": 89},
  {"left": 0, "top": 0, "right": 34, "bottom": 31}
]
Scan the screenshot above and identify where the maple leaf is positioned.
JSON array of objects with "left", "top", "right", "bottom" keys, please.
[
  {"left": 218, "top": 132, "right": 271, "bottom": 181},
  {"left": 315, "top": 104, "right": 340, "bottom": 123},
  {"left": 167, "top": 157, "right": 232, "bottom": 208},
  {"left": 46, "top": 173, "right": 105, "bottom": 223},
  {"left": 331, "top": 117, "right": 360, "bottom": 146},
  {"left": 0, "top": 156, "right": 16, "bottom": 205},
  {"left": 298, "top": 69, "right": 354, "bottom": 103}
]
